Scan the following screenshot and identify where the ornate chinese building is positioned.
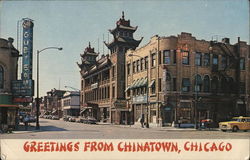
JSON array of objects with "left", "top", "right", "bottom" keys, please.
[{"left": 78, "top": 12, "right": 142, "bottom": 124}]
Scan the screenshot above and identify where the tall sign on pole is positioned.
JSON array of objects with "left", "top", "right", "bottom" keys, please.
[
  {"left": 12, "top": 18, "right": 34, "bottom": 103},
  {"left": 22, "top": 18, "right": 34, "bottom": 82}
]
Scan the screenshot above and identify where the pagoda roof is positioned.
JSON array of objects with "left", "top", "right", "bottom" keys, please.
[
  {"left": 109, "top": 25, "right": 138, "bottom": 34},
  {"left": 104, "top": 37, "right": 143, "bottom": 49},
  {"left": 81, "top": 55, "right": 111, "bottom": 77},
  {"left": 80, "top": 42, "right": 99, "bottom": 58},
  {"left": 109, "top": 11, "right": 138, "bottom": 34}
]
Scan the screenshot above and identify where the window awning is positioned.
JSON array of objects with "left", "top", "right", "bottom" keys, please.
[
  {"left": 182, "top": 78, "right": 191, "bottom": 86},
  {"left": 125, "top": 86, "right": 131, "bottom": 92},
  {"left": 138, "top": 78, "right": 147, "bottom": 87},
  {"left": 148, "top": 80, "right": 155, "bottom": 88}
]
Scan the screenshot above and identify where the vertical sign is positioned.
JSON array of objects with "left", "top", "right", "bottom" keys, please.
[{"left": 21, "top": 18, "right": 34, "bottom": 97}]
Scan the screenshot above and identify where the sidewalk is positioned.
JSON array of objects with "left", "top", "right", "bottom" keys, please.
[{"left": 11, "top": 124, "right": 42, "bottom": 134}]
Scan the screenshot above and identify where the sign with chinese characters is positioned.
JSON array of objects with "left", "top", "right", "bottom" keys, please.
[
  {"left": 12, "top": 80, "right": 34, "bottom": 97},
  {"left": 22, "top": 19, "right": 34, "bottom": 82}
]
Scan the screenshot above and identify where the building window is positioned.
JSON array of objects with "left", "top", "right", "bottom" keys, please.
[
  {"left": 173, "top": 50, "right": 177, "bottom": 64},
  {"left": 159, "top": 78, "right": 162, "bottom": 92},
  {"left": 140, "top": 58, "right": 144, "bottom": 71},
  {"left": 239, "top": 82, "right": 246, "bottom": 94},
  {"left": 163, "top": 50, "right": 170, "bottom": 64},
  {"left": 203, "top": 75, "right": 210, "bottom": 92},
  {"left": 182, "top": 51, "right": 189, "bottom": 65},
  {"left": 151, "top": 53, "right": 156, "bottom": 67},
  {"left": 173, "top": 78, "right": 177, "bottom": 91},
  {"left": 195, "top": 52, "right": 202, "bottom": 66},
  {"left": 221, "top": 55, "right": 227, "bottom": 70},
  {"left": 145, "top": 56, "right": 148, "bottom": 69},
  {"left": 212, "top": 54, "right": 218, "bottom": 72},
  {"left": 194, "top": 75, "right": 202, "bottom": 92},
  {"left": 0, "top": 66, "right": 3, "bottom": 89},
  {"left": 136, "top": 60, "right": 140, "bottom": 72},
  {"left": 182, "top": 78, "right": 190, "bottom": 92},
  {"left": 204, "top": 53, "right": 210, "bottom": 66},
  {"left": 240, "top": 58, "right": 245, "bottom": 70},
  {"left": 166, "top": 73, "right": 171, "bottom": 91},
  {"left": 133, "top": 61, "right": 136, "bottom": 73},
  {"left": 212, "top": 54, "right": 218, "bottom": 65},
  {"left": 211, "top": 76, "right": 219, "bottom": 93},
  {"left": 127, "top": 63, "right": 131, "bottom": 75},
  {"left": 220, "top": 77, "right": 228, "bottom": 93}
]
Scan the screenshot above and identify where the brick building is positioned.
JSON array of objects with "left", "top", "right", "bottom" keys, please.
[
  {"left": 78, "top": 12, "right": 142, "bottom": 124},
  {"left": 125, "top": 33, "right": 249, "bottom": 127},
  {"left": 0, "top": 37, "right": 20, "bottom": 131},
  {"left": 45, "top": 89, "right": 66, "bottom": 118}
]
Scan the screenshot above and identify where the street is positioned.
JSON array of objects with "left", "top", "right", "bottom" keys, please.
[{"left": 0, "top": 119, "right": 249, "bottom": 139}]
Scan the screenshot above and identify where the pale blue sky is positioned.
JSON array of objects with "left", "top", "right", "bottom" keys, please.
[{"left": 0, "top": 0, "right": 249, "bottom": 96}]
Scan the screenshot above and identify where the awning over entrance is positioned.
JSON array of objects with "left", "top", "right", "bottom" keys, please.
[{"left": 125, "top": 86, "right": 131, "bottom": 92}]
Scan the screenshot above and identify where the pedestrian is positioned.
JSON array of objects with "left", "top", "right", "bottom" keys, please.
[
  {"left": 24, "top": 115, "right": 29, "bottom": 131},
  {"left": 140, "top": 114, "right": 145, "bottom": 128}
]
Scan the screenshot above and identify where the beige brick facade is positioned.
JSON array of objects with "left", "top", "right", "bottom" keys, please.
[{"left": 126, "top": 33, "right": 250, "bottom": 127}]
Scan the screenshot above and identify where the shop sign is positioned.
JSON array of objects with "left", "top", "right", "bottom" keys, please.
[
  {"left": 132, "top": 95, "right": 147, "bottom": 103},
  {"left": 12, "top": 80, "right": 34, "bottom": 96}
]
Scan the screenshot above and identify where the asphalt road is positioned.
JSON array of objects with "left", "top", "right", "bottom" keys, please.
[{"left": 1, "top": 119, "right": 249, "bottom": 139}]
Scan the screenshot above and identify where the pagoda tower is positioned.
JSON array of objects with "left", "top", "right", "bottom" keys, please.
[
  {"left": 105, "top": 12, "right": 142, "bottom": 124},
  {"left": 77, "top": 42, "right": 99, "bottom": 73}
]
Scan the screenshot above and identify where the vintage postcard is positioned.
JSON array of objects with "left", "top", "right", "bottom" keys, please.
[{"left": 0, "top": 0, "right": 249, "bottom": 159}]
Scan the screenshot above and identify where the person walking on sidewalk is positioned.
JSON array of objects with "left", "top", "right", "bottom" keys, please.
[
  {"left": 140, "top": 114, "right": 145, "bottom": 128},
  {"left": 23, "top": 115, "right": 29, "bottom": 131}
]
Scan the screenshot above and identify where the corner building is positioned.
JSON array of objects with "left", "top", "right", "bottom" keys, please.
[
  {"left": 126, "top": 33, "right": 249, "bottom": 126},
  {"left": 0, "top": 38, "right": 19, "bottom": 131},
  {"left": 78, "top": 13, "right": 142, "bottom": 124}
]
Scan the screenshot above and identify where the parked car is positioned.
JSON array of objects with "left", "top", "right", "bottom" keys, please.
[
  {"left": 80, "top": 116, "right": 97, "bottom": 124},
  {"left": 219, "top": 116, "right": 250, "bottom": 132},
  {"left": 63, "top": 116, "right": 69, "bottom": 121},
  {"left": 28, "top": 116, "right": 36, "bottom": 123},
  {"left": 52, "top": 116, "right": 60, "bottom": 120},
  {"left": 68, "top": 117, "right": 76, "bottom": 122}
]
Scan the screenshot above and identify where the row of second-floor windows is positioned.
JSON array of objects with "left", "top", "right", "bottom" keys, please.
[
  {"left": 63, "top": 99, "right": 71, "bottom": 106},
  {"left": 0, "top": 65, "right": 4, "bottom": 89},
  {"left": 165, "top": 73, "right": 246, "bottom": 94},
  {"left": 127, "top": 51, "right": 246, "bottom": 75},
  {"left": 85, "top": 86, "right": 110, "bottom": 101},
  {"left": 85, "top": 70, "right": 110, "bottom": 86}
]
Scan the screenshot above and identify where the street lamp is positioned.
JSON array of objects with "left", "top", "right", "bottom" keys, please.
[
  {"left": 128, "top": 53, "right": 149, "bottom": 128},
  {"left": 36, "top": 47, "right": 63, "bottom": 130}
]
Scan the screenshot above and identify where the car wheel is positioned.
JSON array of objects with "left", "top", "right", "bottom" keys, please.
[
  {"left": 221, "top": 130, "right": 226, "bottom": 132},
  {"left": 232, "top": 126, "right": 238, "bottom": 132},
  {"left": 243, "top": 130, "right": 247, "bottom": 132}
]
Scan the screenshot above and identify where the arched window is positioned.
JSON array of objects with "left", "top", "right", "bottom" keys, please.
[
  {"left": 203, "top": 75, "right": 210, "bottom": 92},
  {"left": 228, "top": 77, "right": 235, "bottom": 94},
  {"left": 211, "top": 76, "right": 219, "bottom": 93},
  {"left": 0, "top": 66, "right": 4, "bottom": 89},
  {"left": 220, "top": 77, "right": 228, "bottom": 93},
  {"left": 194, "top": 74, "right": 202, "bottom": 92}
]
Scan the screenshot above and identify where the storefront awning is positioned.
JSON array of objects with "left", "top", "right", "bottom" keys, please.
[
  {"left": 148, "top": 80, "right": 155, "bottom": 88},
  {"left": 125, "top": 86, "right": 131, "bottom": 92},
  {"left": 0, "top": 104, "right": 19, "bottom": 108}
]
